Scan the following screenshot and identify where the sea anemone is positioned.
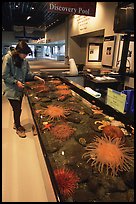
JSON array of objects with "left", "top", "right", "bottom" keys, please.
[
  {"left": 82, "top": 135, "right": 134, "bottom": 176},
  {"left": 56, "top": 84, "right": 69, "bottom": 89},
  {"left": 102, "top": 125, "right": 124, "bottom": 138},
  {"left": 50, "top": 123, "right": 75, "bottom": 141},
  {"left": 43, "top": 105, "right": 69, "bottom": 120},
  {"left": 34, "top": 84, "right": 49, "bottom": 93},
  {"left": 49, "top": 79, "right": 62, "bottom": 85},
  {"left": 54, "top": 168, "right": 79, "bottom": 199},
  {"left": 56, "top": 89, "right": 72, "bottom": 96}
]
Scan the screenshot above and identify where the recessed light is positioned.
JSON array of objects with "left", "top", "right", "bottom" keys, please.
[{"left": 27, "top": 16, "right": 31, "bottom": 20}]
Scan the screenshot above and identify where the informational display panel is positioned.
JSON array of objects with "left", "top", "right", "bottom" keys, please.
[
  {"left": 88, "top": 43, "right": 103, "bottom": 62},
  {"left": 102, "top": 36, "right": 116, "bottom": 67},
  {"left": 107, "top": 88, "right": 126, "bottom": 113}
]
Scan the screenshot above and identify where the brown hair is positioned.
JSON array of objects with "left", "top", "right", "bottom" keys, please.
[
  {"left": 11, "top": 41, "right": 32, "bottom": 68},
  {"left": 16, "top": 40, "right": 32, "bottom": 55}
]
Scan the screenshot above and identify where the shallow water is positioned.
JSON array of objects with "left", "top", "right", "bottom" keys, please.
[{"left": 26, "top": 77, "right": 134, "bottom": 202}]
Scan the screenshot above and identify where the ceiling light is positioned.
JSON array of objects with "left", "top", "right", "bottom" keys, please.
[{"left": 27, "top": 16, "right": 31, "bottom": 20}]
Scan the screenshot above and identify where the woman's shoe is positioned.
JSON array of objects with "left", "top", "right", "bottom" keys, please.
[
  {"left": 19, "top": 125, "right": 26, "bottom": 132},
  {"left": 13, "top": 124, "right": 26, "bottom": 131},
  {"left": 16, "top": 127, "right": 26, "bottom": 138},
  {"left": 13, "top": 124, "right": 16, "bottom": 129}
]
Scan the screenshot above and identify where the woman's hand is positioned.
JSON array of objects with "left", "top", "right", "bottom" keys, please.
[
  {"left": 16, "top": 81, "right": 25, "bottom": 89},
  {"left": 34, "top": 76, "right": 45, "bottom": 84}
]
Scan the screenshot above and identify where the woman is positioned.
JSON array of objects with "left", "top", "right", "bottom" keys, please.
[{"left": 2, "top": 40, "right": 45, "bottom": 138}]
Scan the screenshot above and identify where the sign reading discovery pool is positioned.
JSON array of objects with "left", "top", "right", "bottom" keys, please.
[{"left": 47, "top": 2, "right": 96, "bottom": 16}]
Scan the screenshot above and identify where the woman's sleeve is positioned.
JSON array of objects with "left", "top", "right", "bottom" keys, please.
[
  {"left": 25, "top": 61, "right": 35, "bottom": 81},
  {"left": 2, "top": 55, "right": 17, "bottom": 85}
]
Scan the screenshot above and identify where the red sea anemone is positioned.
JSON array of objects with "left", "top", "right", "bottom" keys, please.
[
  {"left": 82, "top": 135, "right": 134, "bottom": 176},
  {"left": 102, "top": 125, "right": 124, "bottom": 138},
  {"left": 54, "top": 168, "right": 79, "bottom": 199},
  {"left": 50, "top": 123, "right": 75, "bottom": 141}
]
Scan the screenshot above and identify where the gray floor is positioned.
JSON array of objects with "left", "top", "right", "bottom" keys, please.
[{"left": 2, "top": 95, "right": 57, "bottom": 202}]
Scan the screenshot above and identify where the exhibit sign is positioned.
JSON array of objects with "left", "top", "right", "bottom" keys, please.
[
  {"left": 47, "top": 2, "right": 96, "bottom": 16},
  {"left": 107, "top": 88, "right": 126, "bottom": 114},
  {"left": 88, "top": 43, "right": 103, "bottom": 62},
  {"left": 102, "top": 36, "right": 116, "bottom": 67},
  {"left": 88, "top": 45, "right": 99, "bottom": 61}
]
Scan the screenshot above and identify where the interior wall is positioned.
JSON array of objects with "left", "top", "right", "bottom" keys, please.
[
  {"left": 45, "top": 23, "right": 65, "bottom": 42},
  {"left": 2, "top": 30, "right": 44, "bottom": 56},
  {"left": 44, "top": 2, "right": 118, "bottom": 66},
  {"left": 2, "top": 30, "right": 44, "bottom": 43},
  {"left": 69, "top": 2, "right": 117, "bottom": 37},
  {"left": 69, "top": 37, "right": 87, "bottom": 64},
  {"left": 2, "top": 31, "right": 18, "bottom": 43},
  {"left": 67, "top": 2, "right": 117, "bottom": 65}
]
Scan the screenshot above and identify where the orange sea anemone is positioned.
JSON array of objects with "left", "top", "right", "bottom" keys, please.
[
  {"left": 55, "top": 89, "right": 72, "bottom": 96},
  {"left": 82, "top": 135, "right": 134, "bottom": 176},
  {"left": 56, "top": 84, "right": 69, "bottom": 89},
  {"left": 50, "top": 123, "right": 75, "bottom": 141},
  {"left": 54, "top": 168, "right": 79, "bottom": 199},
  {"left": 43, "top": 105, "right": 69, "bottom": 120},
  {"left": 30, "top": 83, "right": 49, "bottom": 93}
]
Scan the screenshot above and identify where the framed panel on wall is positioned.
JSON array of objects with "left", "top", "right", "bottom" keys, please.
[
  {"left": 88, "top": 43, "right": 103, "bottom": 62},
  {"left": 102, "top": 36, "right": 116, "bottom": 67},
  {"left": 116, "top": 35, "right": 134, "bottom": 71}
]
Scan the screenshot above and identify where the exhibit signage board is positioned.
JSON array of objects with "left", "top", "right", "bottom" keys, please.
[
  {"left": 107, "top": 88, "right": 126, "bottom": 114},
  {"left": 47, "top": 2, "right": 96, "bottom": 16}
]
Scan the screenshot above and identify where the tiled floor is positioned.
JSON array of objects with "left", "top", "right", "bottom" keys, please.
[{"left": 2, "top": 95, "right": 57, "bottom": 202}]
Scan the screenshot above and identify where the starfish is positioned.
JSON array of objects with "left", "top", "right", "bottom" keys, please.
[
  {"left": 42, "top": 123, "right": 52, "bottom": 130},
  {"left": 35, "top": 109, "right": 42, "bottom": 114},
  {"left": 92, "top": 109, "right": 103, "bottom": 115},
  {"left": 94, "top": 120, "right": 110, "bottom": 130}
]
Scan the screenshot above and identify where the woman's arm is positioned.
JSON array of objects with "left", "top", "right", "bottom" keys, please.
[
  {"left": 25, "top": 60, "right": 45, "bottom": 83},
  {"left": 2, "top": 55, "right": 18, "bottom": 85},
  {"left": 34, "top": 75, "right": 45, "bottom": 83},
  {"left": 25, "top": 61, "right": 35, "bottom": 81}
]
